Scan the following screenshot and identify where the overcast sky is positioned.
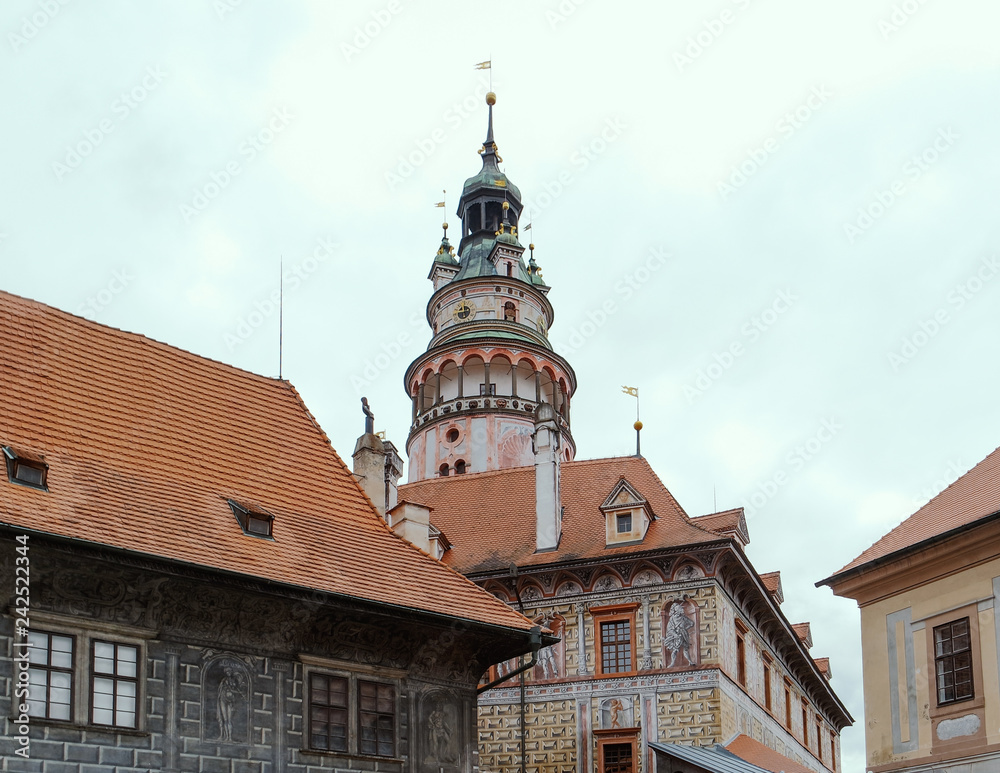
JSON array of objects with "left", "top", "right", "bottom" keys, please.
[{"left": 5, "top": 2, "right": 1000, "bottom": 770}]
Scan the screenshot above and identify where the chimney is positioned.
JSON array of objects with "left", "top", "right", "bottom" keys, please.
[
  {"left": 353, "top": 432, "right": 388, "bottom": 518},
  {"left": 352, "top": 397, "right": 403, "bottom": 520},
  {"left": 533, "top": 403, "right": 562, "bottom": 552},
  {"left": 388, "top": 501, "right": 433, "bottom": 554}
]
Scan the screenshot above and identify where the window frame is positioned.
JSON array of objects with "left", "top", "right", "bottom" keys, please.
[
  {"left": 762, "top": 654, "right": 773, "bottom": 713},
  {"left": 922, "top": 605, "right": 985, "bottom": 740},
  {"left": 26, "top": 629, "right": 76, "bottom": 721},
  {"left": 308, "top": 671, "right": 350, "bottom": 753},
  {"left": 301, "top": 663, "right": 401, "bottom": 761},
  {"left": 357, "top": 679, "right": 396, "bottom": 758},
  {"left": 783, "top": 679, "right": 793, "bottom": 731},
  {"left": 735, "top": 619, "right": 748, "bottom": 688},
  {"left": 89, "top": 639, "right": 140, "bottom": 729},
  {"left": 590, "top": 603, "right": 639, "bottom": 677},
  {"left": 932, "top": 617, "right": 974, "bottom": 706},
  {"left": 17, "top": 614, "right": 150, "bottom": 733}
]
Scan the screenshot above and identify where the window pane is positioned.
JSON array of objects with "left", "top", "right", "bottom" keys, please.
[
  {"left": 117, "top": 711, "right": 136, "bottom": 729},
  {"left": 94, "top": 641, "right": 115, "bottom": 661},
  {"left": 117, "top": 646, "right": 138, "bottom": 676},
  {"left": 93, "top": 707, "right": 114, "bottom": 725},
  {"left": 28, "top": 632, "right": 49, "bottom": 665}
]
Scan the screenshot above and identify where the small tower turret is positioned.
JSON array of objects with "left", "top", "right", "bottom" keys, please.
[{"left": 403, "top": 93, "right": 577, "bottom": 482}]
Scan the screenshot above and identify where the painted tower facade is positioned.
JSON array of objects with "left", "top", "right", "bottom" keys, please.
[{"left": 404, "top": 93, "right": 576, "bottom": 483}]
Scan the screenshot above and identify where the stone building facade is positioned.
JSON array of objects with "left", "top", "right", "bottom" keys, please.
[
  {"left": 365, "top": 92, "right": 853, "bottom": 773},
  {"left": 0, "top": 289, "right": 542, "bottom": 772},
  {"left": 820, "top": 446, "right": 1000, "bottom": 773}
]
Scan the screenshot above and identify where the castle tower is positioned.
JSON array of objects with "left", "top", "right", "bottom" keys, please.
[{"left": 404, "top": 93, "right": 577, "bottom": 482}]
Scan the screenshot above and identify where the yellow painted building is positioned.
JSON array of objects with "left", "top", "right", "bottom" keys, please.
[{"left": 820, "top": 446, "right": 1000, "bottom": 772}]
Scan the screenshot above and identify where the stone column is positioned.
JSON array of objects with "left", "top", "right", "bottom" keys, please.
[
  {"left": 511, "top": 365, "right": 518, "bottom": 397},
  {"left": 535, "top": 371, "right": 542, "bottom": 403},
  {"left": 417, "top": 383, "right": 426, "bottom": 414},
  {"left": 457, "top": 365, "right": 464, "bottom": 398},
  {"left": 483, "top": 362, "right": 491, "bottom": 396},
  {"left": 575, "top": 602, "right": 589, "bottom": 676},
  {"left": 272, "top": 660, "right": 289, "bottom": 773},
  {"left": 640, "top": 595, "right": 653, "bottom": 670},
  {"left": 411, "top": 393, "right": 418, "bottom": 422},
  {"left": 164, "top": 645, "right": 183, "bottom": 772}
]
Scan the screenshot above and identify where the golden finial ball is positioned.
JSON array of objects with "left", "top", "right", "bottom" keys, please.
[
  {"left": 529, "top": 243, "right": 535, "bottom": 250},
  {"left": 634, "top": 420, "right": 643, "bottom": 431},
  {"left": 442, "top": 222, "right": 448, "bottom": 230},
  {"left": 502, "top": 201, "right": 509, "bottom": 210},
  {"left": 486, "top": 91, "right": 496, "bottom": 106}
]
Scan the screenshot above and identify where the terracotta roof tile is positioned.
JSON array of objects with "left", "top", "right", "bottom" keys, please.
[
  {"left": 692, "top": 506, "right": 750, "bottom": 546},
  {"left": 760, "top": 571, "right": 784, "bottom": 604},
  {"left": 725, "top": 735, "right": 816, "bottom": 773},
  {"left": 814, "top": 657, "right": 831, "bottom": 679},
  {"left": 0, "top": 291, "right": 534, "bottom": 633},
  {"left": 832, "top": 445, "right": 1000, "bottom": 576},
  {"left": 399, "top": 456, "right": 725, "bottom": 574},
  {"left": 792, "top": 623, "right": 813, "bottom": 649}
]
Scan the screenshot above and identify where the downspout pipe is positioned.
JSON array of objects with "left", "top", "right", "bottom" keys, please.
[{"left": 476, "top": 625, "right": 542, "bottom": 694}]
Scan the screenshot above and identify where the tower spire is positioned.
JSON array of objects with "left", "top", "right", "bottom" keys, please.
[{"left": 480, "top": 91, "right": 501, "bottom": 170}]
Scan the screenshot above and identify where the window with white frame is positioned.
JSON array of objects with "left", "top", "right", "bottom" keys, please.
[
  {"left": 91, "top": 640, "right": 139, "bottom": 728},
  {"left": 22, "top": 621, "right": 146, "bottom": 730},
  {"left": 27, "top": 630, "right": 74, "bottom": 720}
]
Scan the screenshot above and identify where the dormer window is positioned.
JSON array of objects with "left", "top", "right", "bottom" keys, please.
[
  {"left": 3, "top": 446, "right": 48, "bottom": 491},
  {"left": 600, "top": 479, "right": 654, "bottom": 546},
  {"left": 228, "top": 499, "right": 274, "bottom": 539}
]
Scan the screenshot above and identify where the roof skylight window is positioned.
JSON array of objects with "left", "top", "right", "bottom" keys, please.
[
  {"left": 3, "top": 446, "right": 48, "bottom": 491},
  {"left": 228, "top": 499, "right": 274, "bottom": 539}
]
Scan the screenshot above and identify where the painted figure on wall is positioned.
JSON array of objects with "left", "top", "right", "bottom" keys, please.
[
  {"left": 202, "top": 657, "right": 251, "bottom": 744},
  {"left": 422, "top": 693, "right": 459, "bottom": 767},
  {"left": 533, "top": 613, "right": 565, "bottom": 681},
  {"left": 600, "top": 696, "right": 633, "bottom": 729},
  {"left": 662, "top": 595, "right": 699, "bottom": 669}
]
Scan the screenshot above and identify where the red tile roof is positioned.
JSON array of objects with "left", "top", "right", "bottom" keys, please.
[
  {"left": 398, "top": 456, "right": 725, "bottom": 574},
  {"left": 814, "top": 657, "right": 831, "bottom": 679},
  {"left": 692, "top": 506, "right": 750, "bottom": 546},
  {"left": 792, "top": 623, "right": 813, "bottom": 649},
  {"left": 831, "top": 445, "right": 1000, "bottom": 577},
  {"left": 0, "top": 291, "right": 534, "bottom": 633},
  {"left": 725, "top": 735, "right": 817, "bottom": 773},
  {"left": 760, "top": 571, "right": 784, "bottom": 604}
]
